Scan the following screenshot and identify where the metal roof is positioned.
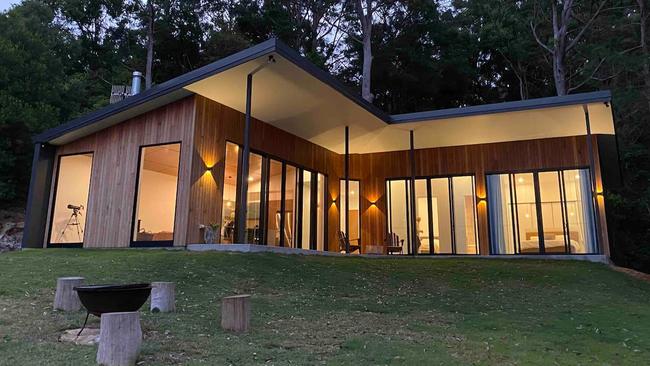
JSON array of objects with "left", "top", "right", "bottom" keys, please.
[{"left": 34, "top": 38, "right": 613, "bottom": 144}]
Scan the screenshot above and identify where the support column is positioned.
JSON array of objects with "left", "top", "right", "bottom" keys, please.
[
  {"left": 23, "top": 143, "right": 56, "bottom": 248},
  {"left": 409, "top": 130, "right": 417, "bottom": 256},
  {"left": 344, "top": 126, "right": 350, "bottom": 253},
  {"left": 235, "top": 74, "right": 253, "bottom": 244},
  {"left": 583, "top": 104, "right": 602, "bottom": 253}
]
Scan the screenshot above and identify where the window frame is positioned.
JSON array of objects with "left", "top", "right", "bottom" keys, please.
[
  {"left": 485, "top": 165, "right": 599, "bottom": 255},
  {"left": 46, "top": 151, "right": 95, "bottom": 248},
  {"left": 385, "top": 173, "right": 479, "bottom": 255},
  {"left": 129, "top": 141, "right": 182, "bottom": 248},
  {"left": 225, "top": 140, "right": 328, "bottom": 250}
]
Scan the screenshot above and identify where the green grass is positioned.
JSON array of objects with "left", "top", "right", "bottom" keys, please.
[{"left": 1, "top": 250, "right": 649, "bottom": 365}]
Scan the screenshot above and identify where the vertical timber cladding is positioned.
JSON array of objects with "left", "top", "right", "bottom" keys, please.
[
  {"left": 353, "top": 136, "right": 606, "bottom": 255},
  {"left": 187, "top": 95, "right": 343, "bottom": 246},
  {"left": 47, "top": 97, "right": 196, "bottom": 248}
]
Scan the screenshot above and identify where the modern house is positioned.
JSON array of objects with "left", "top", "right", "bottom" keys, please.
[{"left": 22, "top": 38, "right": 620, "bottom": 258}]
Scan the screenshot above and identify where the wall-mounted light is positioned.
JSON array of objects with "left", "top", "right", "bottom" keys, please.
[
  {"left": 369, "top": 201, "right": 377, "bottom": 207},
  {"left": 476, "top": 196, "right": 486, "bottom": 205}
]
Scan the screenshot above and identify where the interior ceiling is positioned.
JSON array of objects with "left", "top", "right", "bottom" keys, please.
[{"left": 184, "top": 54, "right": 615, "bottom": 155}]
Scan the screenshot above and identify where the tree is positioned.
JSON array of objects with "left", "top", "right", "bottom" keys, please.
[
  {"left": 530, "top": 0, "right": 609, "bottom": 95},
  {"left": 354, "top": 0, "right": 376, "bottom": 102}
]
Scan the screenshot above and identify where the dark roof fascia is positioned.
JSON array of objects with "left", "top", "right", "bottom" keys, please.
[
  {"left": 389, "top": 90, "right": 612, "bottom": 124},
  {"left": 34, "top": 38, "right": 279, "bottom": 143}
]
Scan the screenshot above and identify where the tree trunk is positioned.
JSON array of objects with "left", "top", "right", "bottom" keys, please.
[
  {"left": 361, "top": 24, "right": 373, "bottom": 102},
  {"left": 97, "top": 312, "right": 142, "bottom": 366},
  {"left": 638, "top": 0, "right": 650, "bottom": 111},
  {"left": 53, "top": 277, "right": 84, "bottom": 311},
  {"left": 221, "top": 295, "right": 251, "bottom": 333},
  {"left": 150, "top": 282, "right": 175, "bottom": 313},
  {"left": 355, "top": 0, "right": 374, "bottom": 103},
  {"left": 553, "top": 50, "right": 568, "bottom": 96},
  {"left": 145, "top": 0, "right": 154, "bottom": 90}
]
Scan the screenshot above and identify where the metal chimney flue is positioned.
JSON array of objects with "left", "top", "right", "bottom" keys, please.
[{"left": 131, "top": 71, "right": 143, "bottom": 95}]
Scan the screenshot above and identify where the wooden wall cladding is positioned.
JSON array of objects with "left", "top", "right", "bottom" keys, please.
[
  {"left": 351, "top": 136, "right": 604, "bottom": 254},
  {"left": 187, "top": 95, "right": 342, "bottom": 246},
  {"left": 48, "top": 92, "right": 607, "bottom": 254},
  {"left": 47, "top": 97, "right": 196, "bottom": 248}
]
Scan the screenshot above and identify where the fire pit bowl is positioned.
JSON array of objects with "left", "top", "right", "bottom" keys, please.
[{"left": 74, "top": 283, "right": 152, "bottom": 316}]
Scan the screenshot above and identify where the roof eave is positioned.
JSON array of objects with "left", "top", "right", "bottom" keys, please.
[{"left": 389, "top": 90, "right": 612, "bottom": 124}]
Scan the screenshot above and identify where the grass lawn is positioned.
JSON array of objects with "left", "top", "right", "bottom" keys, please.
[{"left": 1, "top": 250, "right": 649, "bottom": 365}]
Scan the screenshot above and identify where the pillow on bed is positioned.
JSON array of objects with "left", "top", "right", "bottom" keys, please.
[
  {"left": 529, "top": 236, "right": 539, "bottom": 241},
  {"left": 544, "top": 233, "right": 557, "bottom": 240}
]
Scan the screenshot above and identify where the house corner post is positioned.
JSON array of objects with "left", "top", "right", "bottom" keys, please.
[{"left": 23, "top": 142, "right": 56, "bottom": 248}]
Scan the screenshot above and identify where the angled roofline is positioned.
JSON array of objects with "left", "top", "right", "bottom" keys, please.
[
  {"left": 35, "top": 38, "right": 390, "bottom": 143},
  {"left": 34, "top": 36, "right": 613, "bottom": 144},
  {"left": 389, "top": 90, "right": 612, "bottom": 124}
]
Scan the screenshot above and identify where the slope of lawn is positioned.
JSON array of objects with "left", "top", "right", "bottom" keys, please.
[{"left": 0, "top": 249, "right": 649, "bottom": 365}]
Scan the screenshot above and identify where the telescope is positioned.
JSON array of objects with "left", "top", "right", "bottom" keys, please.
[{"left": 67, "top": 204, "right": 83, "bottom": 211}]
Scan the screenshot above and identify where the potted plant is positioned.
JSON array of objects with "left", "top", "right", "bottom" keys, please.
[{"left": 200, "top": 223, "right": 221, "bottom": 244}]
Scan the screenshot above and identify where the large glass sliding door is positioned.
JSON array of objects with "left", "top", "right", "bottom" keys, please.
[
  {"left": 386, "top": 176, "right": 478, "bottom": 255},
  {"left": 487, "top": 168, "right": 598, "bottom": 254},
  {"left": 223, "top": 142, "right": 327, "bottom": 249}
]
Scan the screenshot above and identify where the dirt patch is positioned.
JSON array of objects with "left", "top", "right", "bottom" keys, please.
[{"left": 610, "top": 264, "right": 650, "bottom": 283}]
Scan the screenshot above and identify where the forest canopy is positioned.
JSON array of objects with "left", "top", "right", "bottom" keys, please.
[{"left": 1, "top": 0, "right": 649, "bottom": 271}]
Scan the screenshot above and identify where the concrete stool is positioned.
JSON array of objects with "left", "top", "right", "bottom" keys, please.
[
  {"left": 53, "top": 277, "right": 84, "bottom": 311},
  {"left": 97, "top": 312, "right": 142, "bottom": 366}
]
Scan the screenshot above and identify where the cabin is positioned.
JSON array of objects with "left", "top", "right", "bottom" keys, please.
[{"left": 22, "top": 38, "right": 620, "bottom": 258}]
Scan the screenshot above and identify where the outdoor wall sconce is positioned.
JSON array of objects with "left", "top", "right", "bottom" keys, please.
[{"left": 477, "top": 197, "right": 486, "bottom": 204}]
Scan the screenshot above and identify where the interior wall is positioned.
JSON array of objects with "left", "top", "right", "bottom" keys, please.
[
  {"left": 135, "top": 169, "right": 178, "bottom": 236},
  {"left": 46, "top": 97, "right": 195, "bottom": 248}
]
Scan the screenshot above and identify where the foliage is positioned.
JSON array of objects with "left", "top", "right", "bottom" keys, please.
[{"left": 0, "top": 0, "right": 649, "bottom": 271}]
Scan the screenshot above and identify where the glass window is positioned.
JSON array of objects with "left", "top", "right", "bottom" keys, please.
[
  {"left": 486, "top": 174, "right": 516, "bottom": 254},
  {"left": 284, "top": 165, "right": 297, "bottom": 247},
  {"left": 514, "top": 173, "right": 539, "bottom": 253},
  {"left": 452, "top": 176, "right": 478, "bottom": 254},
  {"left": 132, "top": 143, "right": 180, "bottom": 244},
  {"left": 430, "top": 178, "right": 452, "bottom": 254},
  {"left": 562, "top": 170, "right": 598, "bottom": 254},
  {"left": 340, "top": 180, "right": 361, "bottom": 243},
  {"left": 487, "top": 169, "right": 598, "bottom": 255},
  {"left": 221, "top": 142, "right": 238, "bottom": 244},
  {"left": 316, "top": 173, "right": 326, "bottom": 251},
  {"left": 245, "top": 153, "right": 263, "bottom": 244},
  {"left": 414, "top": 179, "right": 430, "bottom": 254},
  {"left": 386, "top": 180, "right": 409, "bottom": 254},
  {"left": 266, "top": 159, "right": 283, "bottom": 246},
  {"left": 538, "top": 171, "right": 565, "bottom": 253},
  {"left": 300, "top": 170, "right": 312, "bottom": 250},
  {"left": 49, "top": 153, "right": 93, "bottom": 245}
]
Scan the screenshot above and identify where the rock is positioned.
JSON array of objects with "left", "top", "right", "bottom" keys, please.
[{"left": 59, "top": 328, "right": 100, "bottom": 346}]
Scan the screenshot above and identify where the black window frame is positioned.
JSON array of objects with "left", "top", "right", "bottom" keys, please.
[
  {"left": 130, "top": 141, "right": 182, "bottom": 248},
  {"left": 226, "top": 140, "right": 328, "bottom": 250},
  {"left": 46, "top": 151, "right": 95, "bottom": 248},
  {"left": 485, "top": 166, "right": 600, "bottom": 255},
  {"left": 385, "top": 173, "right": 479, "bottom": 256}
]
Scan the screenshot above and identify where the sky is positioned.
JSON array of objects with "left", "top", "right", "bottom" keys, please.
[{"left": 0, "top": 0, "right": 18, "bottom": 12}]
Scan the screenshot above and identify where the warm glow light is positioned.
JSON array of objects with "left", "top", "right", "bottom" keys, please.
[
  {"left": 350, "top": 190, "right": 355, "bottom": 195},
  {"left": 525, "top": 213, "right": 530, "bottom": 218},
  {"left": 575, "top": 174, "right": 580, "bottom": 179},
  {"left": 248, "top": 176, "right": 254, "bottom": 182},
  {"left": 517, "top": 177, "right": 524, "bottom": 183},
  {"left": 227, "top": 201, "right": 232, "bottom": 207}
]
